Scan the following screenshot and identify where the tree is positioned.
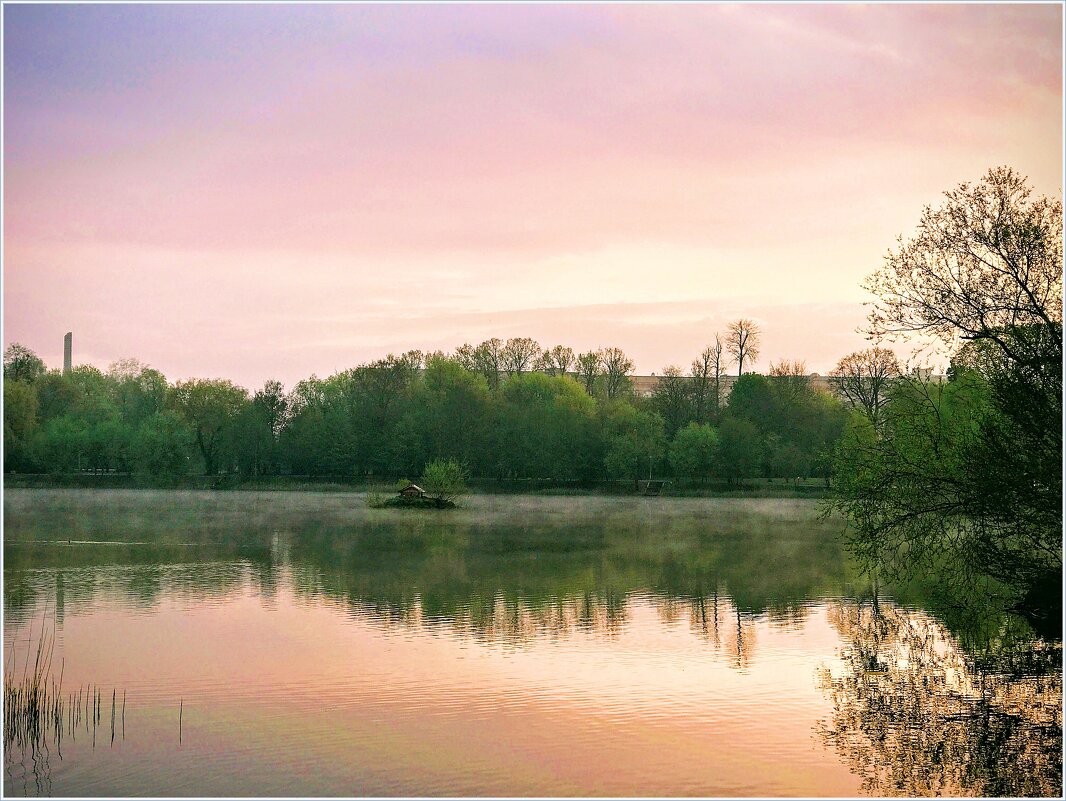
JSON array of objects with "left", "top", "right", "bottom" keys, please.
[
  {"left": 542, "top": 345, "right": 576, "bottom": 377},
  {"left": 472, "top": 338, "right": 504, "bottom": 391},
  {"left": 690, "top": 337, "right": 730, "bottom": 423},
  {"left": 669, "top": 423, "right": 719, "bottom": 484},
  {"left": 726, "top": 319, "right": 760, "bottom": 376},
  {"left": 33, "top": 416, "right": 88, "bottom": 473},
  {"left": 4, "top": 343, "right": 46, "bottom": 384},
  {"left": 133, "top": 411, "right": 193, "bottom": 479},
  {"left": 767, "top": 359, "right": 811, "bottom": 405},
  {"left": 170, "top": 379, "right": 249, "bottom": 475},
  {"left": 650, "top": 365, "right": 693, "bottom": 438},
  {"left": 603, "top": 402, "right": 665, "bottom": 490},
  {"left": 501, "top": 337, "right": 542, "bottom": 377},
  {"left": 715, "top": 417, "right": 761, "bottom": 485},
  {"left": 406, "top": 357, "right": 491, "bottom": 473},
  {"left": 4, "top": 380, "right": 39, "bottom": 471},
  {"left": 421, "top": 458, "right": 468, "bottom": 506},
  {"left": 234, "top": 380, "right": 288, "bottom": 477},
  {"left": 834, "top": 167, "right": 1062, "bottom": 595},
  {"left": 828, "top": 347, "right": 901, "bottom": 426},
  {"left": 865, "top": 166, "right": 1061, "bottom": 368},
  {"left": 108, "top": 359, "right": 168, "bottom": 427},
  {"left": 601, "top": 347, "right": 634, "bottom": 399},
  {"left": 494, "top": 371, "right": 598, "bottom": 480},
  {"left": 576, "top": 350, "right": 602, "bottom": 395}
]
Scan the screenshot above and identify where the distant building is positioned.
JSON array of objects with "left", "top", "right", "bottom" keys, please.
[
  {"left": 398, "top": 483, "right": 425, "bottom": 498},
  {"left": 63, "top": 332, "right": 72, "bottom": 374}
]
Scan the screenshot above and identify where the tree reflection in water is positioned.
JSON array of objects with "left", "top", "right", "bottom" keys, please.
[{"left": 818, "top": 591, "right": 1062, "bottom": 797}]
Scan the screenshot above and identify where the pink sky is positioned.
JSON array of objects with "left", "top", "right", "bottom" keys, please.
[{"left": 3, "top": 3, "right": 1062, "bottom": 389}]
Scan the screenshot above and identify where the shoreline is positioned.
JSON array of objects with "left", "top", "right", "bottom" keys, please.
[{"left": 3, "top": 473, "right": 829, "bottom": 499}]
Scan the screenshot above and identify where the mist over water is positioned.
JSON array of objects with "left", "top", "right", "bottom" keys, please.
[{"left": 3, "top": 491, "right": 1060, "bottom": 797}]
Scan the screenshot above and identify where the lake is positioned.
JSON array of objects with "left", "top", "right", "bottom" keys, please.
[{"left": 3, "top": 490, "right": 1061, "bottom": 797}]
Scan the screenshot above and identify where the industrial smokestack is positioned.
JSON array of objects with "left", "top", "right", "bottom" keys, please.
[{"left": 63, "top": 332, "right": 72, "bottom": 374}]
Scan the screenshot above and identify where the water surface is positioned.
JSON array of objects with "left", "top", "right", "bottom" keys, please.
[{"left": 3, "top": 490, "right": 1060, "bottom": 797}]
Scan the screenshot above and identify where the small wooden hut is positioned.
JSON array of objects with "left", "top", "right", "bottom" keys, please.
[{"left": 398, "top": 483, "right": 425, "bottom": 499}]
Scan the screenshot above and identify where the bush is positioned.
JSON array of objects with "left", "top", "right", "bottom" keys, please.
[{"left": 420, "top": 459, "right": 468, "bottom": 506}]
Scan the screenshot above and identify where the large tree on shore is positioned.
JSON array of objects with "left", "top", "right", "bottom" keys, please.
[{"left": 831, "top": 167, "right": 1063, "bottom": 594}]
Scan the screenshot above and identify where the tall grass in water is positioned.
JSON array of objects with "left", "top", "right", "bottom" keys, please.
[{"left": 3, "top": 612, "right": 122, "bottom": 757}]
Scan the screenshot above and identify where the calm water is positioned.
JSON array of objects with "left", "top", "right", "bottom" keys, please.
[{"left": 2, "top": 490, "right": 1061, "bottom": 797}]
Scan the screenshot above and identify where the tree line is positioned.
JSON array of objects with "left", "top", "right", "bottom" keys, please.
[{"left": 5, "top": 320, "right": 871, "bottom": 487}]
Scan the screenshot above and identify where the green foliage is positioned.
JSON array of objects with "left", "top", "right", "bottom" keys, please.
[
  {"left": 835, "top": 167, "right": 1062, "bottom": 595},
  {"left": 3, "top": 343, "right": 46, "bottom": 384},
  {"left": 715, "top": 418, "right": 761, "bottom": 484},
  {"left": 4, "top": 337, "right": 848, "bottom": 492},
  {"left": 133, "top": 412, "right": 193, "bottom": 479},
  {"left": 668, "top": 423, "right": 719, "bottom": 482},
  {"left": 420, "top": 458, "right": 468, "bottom": 505},
  {"left": 170, "top": 379, "right": 249, "bottom": 475},
  {"left": 4, "top": 380, "right": 39, "bottom": 471},
  {"left": 603, "top": 402, "right": 665, "bottom": 488},
  {"left": 33, "top": 416, "right": 88, "bottom": 474}
]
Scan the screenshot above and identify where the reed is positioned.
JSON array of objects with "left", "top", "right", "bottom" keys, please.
[{"left": 3, "top": 612, "right": 124, "bottom": 754}]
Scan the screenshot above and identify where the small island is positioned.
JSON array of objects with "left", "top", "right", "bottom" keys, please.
[{"left": 373, "top": 459, "right": 467, "bottom": 509}]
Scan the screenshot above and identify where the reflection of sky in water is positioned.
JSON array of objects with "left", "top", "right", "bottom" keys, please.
[{"left": 3, "top": 492, "right": 1061, "bottom": 797}]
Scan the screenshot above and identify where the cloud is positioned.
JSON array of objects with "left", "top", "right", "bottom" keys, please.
[{"left": 3, "top": 3, "right": 1060, "bottom": 386}]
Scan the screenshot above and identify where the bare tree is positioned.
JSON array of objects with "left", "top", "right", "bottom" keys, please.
[
  {"left": 691, "top": 336, "right": 731, "bottom": 422},
  {"left": 866, "top": 166, "right": 1062, "bottom": 376},
  {"left": 576, "top": 350, "right": 603, "bottom": 395},
  {"left": 601, "top": 347, "right": 634, "bottom": 399},
  {"left": 828, "top": 347, "right": 901, "bottom": 425},
  {"left": 651, "top": 365, "right": 693, "bottom": 437},
  {"left": 726, "top": 319, "right": 761, "bottom": 376}
]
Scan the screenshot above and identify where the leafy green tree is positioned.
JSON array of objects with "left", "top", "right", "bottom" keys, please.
[
  {"left": 405, "top": 357, "right": 492, "bottom": 473},
  {"left": 4, "top": 380, "right": 39, "bottom": 471},
  {"left": 669, "top": 423, "right": 719, "bottom": 484},
  {"left": 33, "top": 416, "right": 88, "bottom": 473},
  {"left": 133, "top": 411, "right": 193, "bottom": 479},
  {"left": 108, "top": 359, "right": 168, "bottom": 427},
  {"left": 494, "top": 372, "right": 598, "bottom": 480},
  {"left": 3, "top": 343, "right": 46, "bottom": 384},
  {"left": 472, "top": 338, "right": 504, "bottom": 392},
  {"left": 421, "top": 458, "right": 468, "bottom": 506},
  {"left": 234, "top": 380, "right": 289, "bottom": 477},
  {"left": 85, "top": 417, "right": 134, "bottom": 472},
  {"left": 837, "top": 167, "right": 1062, "bottom": 592},
  {"left": 170, "top": 379, "right": 249, "bottom": 475},
  {"left": 603, "top": 402, "right": 665, "bottom": 490},
  {"left": 715, "top": 417, "right": 761, "bottom": 485}
]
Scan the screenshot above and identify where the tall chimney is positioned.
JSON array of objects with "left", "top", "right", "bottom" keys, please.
[{"left": 63, "top": 332, "right": 72, "bottom": 374}]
